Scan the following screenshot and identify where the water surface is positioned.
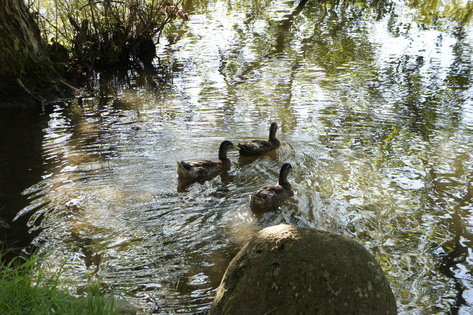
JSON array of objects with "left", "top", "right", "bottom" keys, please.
[{"left": 5, "top": 0, "right": 473, "bottom": 313}]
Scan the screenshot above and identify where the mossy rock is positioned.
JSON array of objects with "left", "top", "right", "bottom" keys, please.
[{"left": 210, "top": 224, "right": 397, "bottom": 314}]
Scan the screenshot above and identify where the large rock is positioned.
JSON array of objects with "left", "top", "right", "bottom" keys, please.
[{"left": 210, "top": 224, "right": 397, "bottom": 314}]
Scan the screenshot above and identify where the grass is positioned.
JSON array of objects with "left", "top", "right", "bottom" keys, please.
[{"left": 0, "top": 253, "right": 121, "bottom": 315}]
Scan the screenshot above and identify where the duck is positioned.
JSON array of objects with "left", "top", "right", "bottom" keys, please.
[
  {"left": 238, "top": 122, "right": 280, "bottom": 156},
  {"left": 177, "top": 140, "right": 234, "bottom": 180},
  {"left": 249, "top": 163, "right": 294, "bottom": 213}
]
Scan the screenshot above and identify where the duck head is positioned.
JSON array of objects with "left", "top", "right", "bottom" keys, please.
[
  {"left": 278, "top": 163, "right": 292, "bottom": 186},
  {"left": 219, "top": 140, "right": 234, "bottom": 159},
  {"left": 269, "top": 122, "right": 278, "bottom": 140}
]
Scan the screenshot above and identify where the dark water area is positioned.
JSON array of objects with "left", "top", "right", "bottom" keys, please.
[
  {"left": 0, "top": 108, "right": 46, "bottom": 260},
  {"left": 2, "top": 0, "right": 473, "bottom": 314}
]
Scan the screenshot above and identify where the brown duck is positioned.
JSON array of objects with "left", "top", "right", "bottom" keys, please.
[
  {"left": 249, "top": 163, "right": 294, "bottom": 213},
  {"left": 177, "top": 140, "right": 233, "bottom": 180},
  {"left": 238, "top": 122, "right": 280, "bottom": 156}
]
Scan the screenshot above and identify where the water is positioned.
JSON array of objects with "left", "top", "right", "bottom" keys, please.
[{"left": 2, "top": 0, "right": 473, "bottom": 313}]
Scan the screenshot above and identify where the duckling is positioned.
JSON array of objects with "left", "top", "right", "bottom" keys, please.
[
  {"left": 238, "top": 122, "right": 280, "bottom": 156},
  {"left": 177, "top": 140, "right": 233, "bottom": 180},
  {"left": 249, "top": 163, "right": 294, "bottom": 213}
]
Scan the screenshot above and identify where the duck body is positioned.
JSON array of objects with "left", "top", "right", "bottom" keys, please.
[
  {"left": 177, "top": 159, "right": 231, "bottom": 180},
  {"left": 177, "top": 140, "right": 233, "bottom": 180},
  {"left": 249, "top": 184, "right": 294, "bottom": 211},
  {"left": 238, "top": 139, "right": 280, "bottom": 157},
  {"left": 238, "top": 122, "right": 280, "bottom": 156},
  {"left": 249, "top": 163, "right": 294, "bottom": 213}
]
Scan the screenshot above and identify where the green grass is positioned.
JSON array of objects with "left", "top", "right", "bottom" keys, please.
[{"left": 0, "top": 253, "right": 121, "bottom": 315}]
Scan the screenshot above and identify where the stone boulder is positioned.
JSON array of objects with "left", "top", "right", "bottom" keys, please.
[{"left": 210, "top": 224, "right": 397, "bottom": 314}]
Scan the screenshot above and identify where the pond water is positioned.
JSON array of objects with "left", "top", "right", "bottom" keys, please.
[{"left": 2, "top": 0, "right": 473, "bottom": 313}]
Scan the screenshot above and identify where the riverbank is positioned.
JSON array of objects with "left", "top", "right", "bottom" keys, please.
[{"left": 0, "top": 252, "right": 135, "bottom": 314}]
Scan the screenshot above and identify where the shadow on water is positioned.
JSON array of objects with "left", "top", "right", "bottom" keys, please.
[{"left": 0, "top": 107, "right": 47, "bottom": 261}]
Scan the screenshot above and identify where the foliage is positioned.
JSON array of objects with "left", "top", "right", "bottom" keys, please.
[
  {"left": 407, "top": 0, "right": 473, "bottom": 25},
  {"left": 0, "top": 253, "right": 120, "bottom": 315},
  {"left": 31, "top": 0, "right": 189, "bottom": 67}
]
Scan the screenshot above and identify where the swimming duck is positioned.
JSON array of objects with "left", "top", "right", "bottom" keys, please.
[
  {"left": 238, "top": 122, "right": 280, "bottom": 156},
  {"left": 249, "top": 163, "right": 294, "bottom": 213},
  {"left": 177, "top": 140, "right": 233, "bottom": 180}
]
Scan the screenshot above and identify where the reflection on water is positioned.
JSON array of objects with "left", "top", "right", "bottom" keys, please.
[{"left": 7, "top": 0, "right": 473, "bottom": 313}]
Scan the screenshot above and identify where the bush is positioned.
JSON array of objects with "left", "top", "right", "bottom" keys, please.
[{"left": 33, "top": 0, "right": 188, "bottom": 67}]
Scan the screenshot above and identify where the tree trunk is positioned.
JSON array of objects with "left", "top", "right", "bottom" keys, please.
[{"left": 0, "top": 0, "right": 62, "bottom": 105}]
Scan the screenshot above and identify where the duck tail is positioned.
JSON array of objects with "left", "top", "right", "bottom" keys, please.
[
  {"left": 177, "top": 161, "right": 190, "bottom": 171},
  {"left": 238, "top": 143, "right": 250, "bottom": 155}
]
